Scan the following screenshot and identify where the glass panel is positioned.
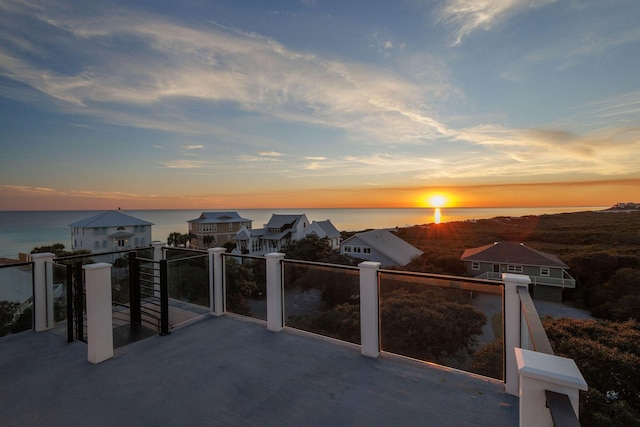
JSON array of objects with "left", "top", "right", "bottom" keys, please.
[
  {"left": 283, "top": 261, "right": 361, "bottom": 345},
  {"left": 0, "top": 263, "right": 34, "bottom": 336},
  {"left": 224, "top": 255, "right": 266, "bottom": 321},
  {"left": 379, "top": 271, "right": 504, "bottom": 380},
  {"left": 166, "top": 253, "right": 210, "bottom": 308}
]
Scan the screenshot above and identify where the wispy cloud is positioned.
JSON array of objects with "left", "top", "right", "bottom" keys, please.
[
  {"left": 0, "top": 1, "right": 452, "bottom": 146},
  {"left": 436, "top": 0, "right": 555, "bottom": 45}
]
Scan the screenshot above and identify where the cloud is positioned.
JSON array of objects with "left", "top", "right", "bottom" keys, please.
[
  {"left": 159, "top": 160, "right": 210, "bottom": 169},
  {"left": 0, "top": 185, "right": 56, "bottom": 194},
  {"left": 0, "top": 1, "right": 452, "bottom": 145},
  {"left": 436, "top": 0, "right": 555, "bottom": 45}
]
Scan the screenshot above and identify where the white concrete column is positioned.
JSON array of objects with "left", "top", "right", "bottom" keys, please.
[
  {"left": 84, "top": 262, "right": 114, "bottom": 364},
  {"left": 359, "top": 261, "right": 381, "bottom": 358},
  {"left": 209, "top": 248, "right": 226, "bottom": 316},
  {"left": 265, "top": 252, "right": 285, "bottom": 332},
  {"left": 151, "top": 241, "right": 164, "bottom": 297},
  {"left": 503, "top": 273, "right": 531, "bottom": 396},
  {"left": 516, "top": 348, "right": 587, "bottom": 427},
  {"left": 32, "top": 252, "right": 54, "bottom": 332}
]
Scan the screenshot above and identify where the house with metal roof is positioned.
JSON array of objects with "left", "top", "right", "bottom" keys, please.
[
  {"left": 187, "top": 212, "right": 253, "bottom": 250},
  {"left": 460, "top": 241, "right": 576, "bottom": 302},
  {"left": 69, "top": 210, "right": 153, "bottom": 254},
  {"left": 340, "top": 229, "right": 423, "bottom": 267},
  {"left": 234, "top": 214, "right": 341, "bottom": 255},
  {"left": 303, "top": 220, "right": 341, "bottom": 249}
]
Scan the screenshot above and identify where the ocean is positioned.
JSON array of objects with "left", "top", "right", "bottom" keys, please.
[{"left": 0, "top": 206, "right": 606, "bottom": 259}]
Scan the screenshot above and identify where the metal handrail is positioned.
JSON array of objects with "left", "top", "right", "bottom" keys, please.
[{"left": 0, "top": 261, "right": 33, "bottom": 269}]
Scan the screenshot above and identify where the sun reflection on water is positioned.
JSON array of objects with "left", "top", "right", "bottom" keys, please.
[{"left": 434, "top": 208, "right": 441, "bottom": 224}]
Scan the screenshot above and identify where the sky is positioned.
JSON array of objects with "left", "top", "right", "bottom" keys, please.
[{"left": 1, "top": 0, "right": 639, "bottom": 210}]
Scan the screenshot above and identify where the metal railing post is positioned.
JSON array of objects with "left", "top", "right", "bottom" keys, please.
[
  {"left": 73, "top": 261, "right": 84, "bottom": 341},
  {"left": 66, "top": 263, "right": 73, "bottom": 343},
  {"left": 159, "top": 259, "right": 170, "bottom": 335},
  {"left": 129, "top": 252, "right": 141, "bottom": 325}
]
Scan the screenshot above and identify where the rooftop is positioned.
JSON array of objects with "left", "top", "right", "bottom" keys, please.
[
  {"left": 68, "top": 210, "right": 154, "bottom": 228},
  {"left": 1, "top": 315, "right": 518, "bottom": 426}
]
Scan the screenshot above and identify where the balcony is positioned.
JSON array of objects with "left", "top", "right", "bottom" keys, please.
[
  {"left": 0, "top": 243, "right": 586, "bottom": 426},
  {"left": 477, "top": 270, "right": 576, "bottom": 288}
]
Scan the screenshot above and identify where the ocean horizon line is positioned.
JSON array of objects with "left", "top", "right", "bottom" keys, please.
[{"left": 0, "top": 205, "right": 610, "bottom": 213}]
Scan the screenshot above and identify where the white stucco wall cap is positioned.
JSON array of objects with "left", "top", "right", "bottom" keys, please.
[{"left": 515, "top": 348, "right": 587, "bottom": 391}]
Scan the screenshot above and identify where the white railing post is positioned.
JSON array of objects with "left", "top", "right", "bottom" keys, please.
[
  {"left": 84, "top": 262, "right": 114, "bottom": 364},
  {"left": 265, "top": 252, "right": 285, "bottom": 332},
  {"left": 151, "top": 241, "right": 164, "bottom": 297},
  {"left": 359, "top": 261, "right": 380, "bottom": 358},
  {"left": 32, "top": 252, "right": 54, "bottom": 332},
  {"left": 209, "top": 248, "right": 226, "bottom": 316},
  {"left": 503, "top": 273, "right": 531, "bottom": 396},
  {"left": 516, "top": 348, "right": 587, "bottom": 427}
]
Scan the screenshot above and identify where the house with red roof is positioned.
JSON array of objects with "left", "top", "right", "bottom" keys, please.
[{"left": 460, "top": 241, "right": 575, "bottom": 302}]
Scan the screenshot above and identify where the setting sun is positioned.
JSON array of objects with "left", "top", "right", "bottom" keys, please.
[{"left": 427, "top": 194, "right": 447, "bottom": 208}]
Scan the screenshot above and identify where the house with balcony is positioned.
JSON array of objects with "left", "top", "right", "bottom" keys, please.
[
  {"left": 234, "top": 214, "right": 340, "bottom": 255},
  {"left": 69, "top": 210, "right": 153, "bottom": 254},
  {"left": 460, "top": 241, "right": 576, "bottom": 302},
  {"left": 187, "top": 211, "right": 253, "bottom": 250},
  {"left": 340, "top": 229, "right": 423, "bottom": 268}
]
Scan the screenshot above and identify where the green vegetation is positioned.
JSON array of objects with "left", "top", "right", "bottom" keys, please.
[{"left": 544, "top": 317, "right": 640, "bottom": 427}]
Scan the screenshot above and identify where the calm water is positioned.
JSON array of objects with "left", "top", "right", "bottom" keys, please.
[{"left": 0, "top": 207, "right": 605, "bottom": 259}]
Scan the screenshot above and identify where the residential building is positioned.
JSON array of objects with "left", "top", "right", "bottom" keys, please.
[
  {"left": 69, "top": 210, "right": 153, "bottom": 253},
  {"left": 340, "top": 229, "right": 423, "bottom": 267},
  {"left": 460, "top": 241, "right": 576, "bottom": 302},
  {"left": 234, "top": 214, "right": 340, "bottom": 255},
  {"left": 303, "top": 220, "right": 341, "bottom": 249},
  {"left": 187, "top": 212, "right": 253, "bottom": 250}
]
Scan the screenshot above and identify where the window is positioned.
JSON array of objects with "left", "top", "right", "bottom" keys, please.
[
  {"left": 363, "top": 247, "right": 371, "bottom": 254},
  {"left": 141, "top": 238, "right": 145, "bottom": 245},
  {"left": 134, "top": 237, "right": 139, "bottom": 246},
  {"left": 472, "top": 262, "right": 480, "bottom": 270},
  {"left": 229, "top": 223, "right": 233, "bottom": 231},
  {"left": 540, "top": 267, "right": 550, "bottom": 276},
  {"left": 213, "top": 224, "right": 217, "bottom": 232},
  {"left": 103, "top": 240, "right": 107, "bottom": 248},
  {"left": 353, "top": 247, "right": 361, "bottom": 253},
  {"left": 507, "top": 265, "right": 523, "bottom": 273},
  {"left": 344, "top": 246, "right": 352, "bottom": 253},
  {"left": 94, "top": 241, "right": 100, "bottom": 249}
]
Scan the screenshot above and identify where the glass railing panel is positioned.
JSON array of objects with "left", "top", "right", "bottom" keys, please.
[
  {"left": 223, "top": 255, "right": 267, "bottom": 321},
  {"left": 165, "top": 253, "right": 210, "bottom": 308},
  {"left": 379, "top": 270, "right": 504, "bottom": 380},
  {"left": 0, "top": 262, "right": 34, "bottom": 336},
  {"left": 282, "top": 260, "right": 361, "bottom": 345}
]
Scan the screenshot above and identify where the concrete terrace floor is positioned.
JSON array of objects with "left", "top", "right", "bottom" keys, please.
[{"left": 1, "top": 315, "right": 518, "bottom": 427}]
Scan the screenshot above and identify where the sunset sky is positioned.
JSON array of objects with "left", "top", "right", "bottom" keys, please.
[{"left": 1, "top": 0, "right": 639, "bottom": 210}]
